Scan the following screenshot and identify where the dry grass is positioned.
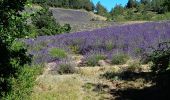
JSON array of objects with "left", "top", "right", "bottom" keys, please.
[
  {"left": 31, "top": 74, "right": 82, "bottom": 100},
  {"left": 31, "top": 58, "right": 151, "bottom": 100},
  {"left": 31, "top": 65, "right": 115, "bottom": 100}
]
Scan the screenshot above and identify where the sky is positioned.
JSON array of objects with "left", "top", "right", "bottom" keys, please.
[{"left": 92, "top": 0, "right": 128, "bottom": 11}]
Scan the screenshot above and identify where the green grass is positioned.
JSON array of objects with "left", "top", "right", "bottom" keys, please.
[
  {"left": 49, "top": 48, "right": 67, "bottom": 59},
  {"left": 2, "top": 65, "right": 43, "bottom": 100}
]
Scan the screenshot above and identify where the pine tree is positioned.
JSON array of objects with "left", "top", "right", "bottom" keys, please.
[
  {"left": 96, "top": 2, "right": 108, "bottom": 16},
  {"left": 126, "top": 0, "right": 137, "bottom": 8}
]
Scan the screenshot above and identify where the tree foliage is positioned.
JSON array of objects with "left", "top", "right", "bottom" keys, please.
[
  {"left": 95, "top": 2, "right": 109, "bottom": 17},
  {"left": 32, "top": 0, "right": 94, "bottom": 11},
  {"left": 110, "top": 5, "right": 124, "bottom": 16},
  {"left": 150, "top": 41, "right": 170, "bottom": 73},
  {"left": 110, "top": 0, "right": 170, "bottom": 21},
  {"left": 163, "top": 0, "right": 170, "bottom": 11},
  {"left": 126, "top": 0, "right": 138, "bottom": 8},
  {"left": 0, "top": 0, "right": 31, "bottom": 98},
  {"left": 31, "top": 6, "right": 71, "bottom": 36}
]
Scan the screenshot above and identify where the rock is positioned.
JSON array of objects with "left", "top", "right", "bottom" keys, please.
[{"left": 98, "top": 60, "right": 109, "bottom": 66}]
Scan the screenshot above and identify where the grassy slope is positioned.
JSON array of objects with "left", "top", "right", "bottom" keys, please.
[
  {"left": 30, "top": 55, "right": 151, "bottom": 100},
  {"left": 29, "top": 7, "right": 167, "bottom": 100}
]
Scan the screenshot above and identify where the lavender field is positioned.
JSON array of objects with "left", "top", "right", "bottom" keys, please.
[
  {"left": 3, "top": 1, "right": 170, "bottom": 99},
  {"left": 25, "top": 21, "right": 170, "bottom": 65},
  {"left": 50, "top": 8, "right": 115, "bottom": 32}
]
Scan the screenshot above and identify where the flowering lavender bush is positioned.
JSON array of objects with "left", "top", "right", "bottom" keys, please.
[
  {"left": 25, "top": 22, "right": 170, "bottom": 64},
  {"left": 51, "top": 59, "right": 76, "bottom": 74}
]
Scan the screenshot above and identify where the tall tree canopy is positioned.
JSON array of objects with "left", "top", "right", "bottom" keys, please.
[
  {"left": 126, "top": 0, "right": 137, "bottom": 8},
  {"left": 32, "top": 0, "right": 94, "bottom": 11},
  {"left": 95, "top": 2, "right": 108, "bottom": 17}
]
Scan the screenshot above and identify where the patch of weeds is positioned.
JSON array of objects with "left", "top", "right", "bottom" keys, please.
[
  {"left": 111, "top": 53, "right": 129, "bottom": 65},
  {"left": 49, "top": 48, "right": 67, "bottom": 59}
]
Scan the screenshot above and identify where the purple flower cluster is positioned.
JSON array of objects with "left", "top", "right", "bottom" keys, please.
[{"left": 25, "top": 22, "right": 170, "bottom": 64}]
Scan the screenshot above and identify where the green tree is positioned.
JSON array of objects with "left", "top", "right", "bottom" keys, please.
[
  {"left": 31, "top": 6, "right": 71, "bottom": 36},
  {"left": 141, "top": 0, "right": 151, "bottom": 5},
  {"left": 96, "top": 2, "right": 108, "bottom": 17},
  {"left": 83, "top": 0, "right": 95, "bottom": 11},
  {"left": 151, "top": 0, "right": 165, "bottom": 13},
  {"left": 110, "top": 5, "right": 124, "bottom": 16},
  {"left": 126, "top": 0, "right": 137, "bottom": 8},
  {"left": 0, "top": 0, "right": 31, "bottom": 97},
  {"left": 163, "top": 0, "right": 170, "bottom": 11}
]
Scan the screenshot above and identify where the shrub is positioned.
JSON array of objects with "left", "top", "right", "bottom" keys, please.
[
  {"left": 61, "top": 24, "right": 71, "bottom": 33},
  {"left": 55, "top": 60, "right": 76, "bottom": 75},
  {"left": 148, "top": 41, "right": 170, "bottom": 89},
  {"left": 31, "top": 7, "right": 71, "bottom": 36},
  {"left": 57, "top": 64, "right": 75, "bottom": 74},
  {"left": 86, "top": 53, "right": 106, "bottom": 66},
  {"left": 2, "top": 65, "right": 43, "bottom": 100},
  {"left": 111, "top": 53, "right": 129, "bottom": 65},
  {"left": 49, "top": 48, "right": 67, "bottom": 59},
  {"left": 149, "top": 41, "right": 170, "bottom": 73}
]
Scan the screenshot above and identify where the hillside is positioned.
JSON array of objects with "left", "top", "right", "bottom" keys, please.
[
  {"left": 50, "top": 8, "right": 115, "bottom": 32},
  {"left": 1, "top": 1, "right": 170, "bottom": 100},
  {"left": 27, "top": 21, "right": 170, "bottom": 100}
]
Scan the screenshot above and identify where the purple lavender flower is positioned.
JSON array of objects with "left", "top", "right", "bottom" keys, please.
[{"left": 24, "top": 22, "right": 170, "bottom": 64}]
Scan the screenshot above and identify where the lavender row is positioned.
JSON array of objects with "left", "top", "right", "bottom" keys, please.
[{"left": 25, "top": 22, "right": 170, "bottom": 64}]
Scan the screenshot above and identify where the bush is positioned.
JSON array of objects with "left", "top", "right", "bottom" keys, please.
[
  {"left": 148, "top": 41, "right": 170, "bottom": 89},
  {"left": 86, "top": 53, "right": 106, "bottom": 66},
  {"left": 54, "top": 60, "right": 76, "bottom": 75},
  {"left": 111, "top": 53, "right": 129, "bottom": 65},
  {"left": 31, "top": 7, "right": 71, "bottom": 36},
  {"left": 0, "top": 39, "right": 31, "bottom": 98},
  {"left": 2, "top": 65, "right": 43, "bottom": 100},
  {"left": 49, "top": 48, "right": 67, "bottom": 59},
  {"left": 149, "top": 41, "right": 170, "bottom": 73}
]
